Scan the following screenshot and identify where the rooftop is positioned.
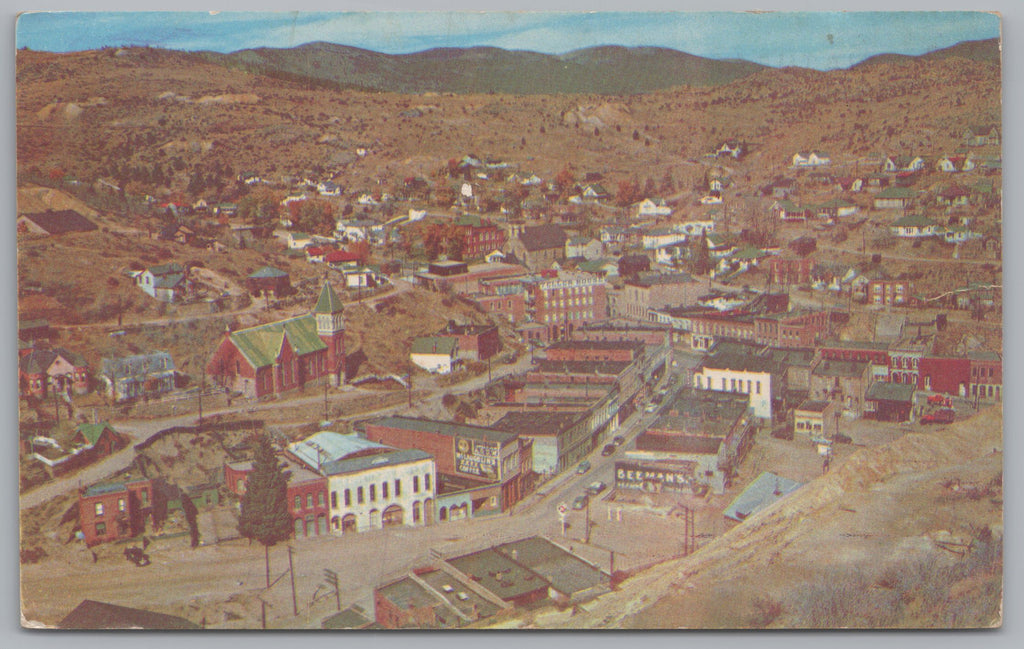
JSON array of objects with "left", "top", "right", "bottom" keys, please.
[
  {"left": 322, "top": 448, "right": 433, "bottom": 477},
  {"left": 369, "top": 416, "right": 519, "bottom": 445},
  {"left": 812, "top": 359, "right": 870, "bottom": 378},
  {"left": 723, "top": 472, "right": 803, "bottom": 523},
  {"left": 411, "top": 337, "right": 458, "bottom": 356},
  {"left": 446, "top": 548, "right": 550, "bottom": 602},
  {"left": 533, "top": 359, "right": 632, "bottom": 375},
  {"left": 493, "top": 537, "right": 609, "bottom": 597},
  {"left": 59, "top": 600, "right": 200, "bottom": 630},
  {"left": 287, "top": 431, "right": 388, "bottom": 470},
  {"left": 19, "top": 210, "right": 97, "bottom": 235},
  {"left": 795, "top": 400, "right": 832, "bottom": 413},
  {"left": 491, "top": 411, "right": 585, "bottom": 437}
]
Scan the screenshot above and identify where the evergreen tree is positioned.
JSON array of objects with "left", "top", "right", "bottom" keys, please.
[
  {"left": 238, "top": 432, "right": 292, "bottom": 626},
  {"left": 238, "top": 433, "right": 292, "bottom": 547}
]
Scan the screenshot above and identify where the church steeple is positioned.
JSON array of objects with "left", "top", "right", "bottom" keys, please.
[
  {"left": 315, "top": 282, "right": 344, "bottom": 336},
  {"left": 314, "top": 281, "right": 345, "bottom": 387}
]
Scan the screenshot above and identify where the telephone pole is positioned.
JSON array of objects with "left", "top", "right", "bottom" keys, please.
[{"left": 288, "top": 546, "right": 298, "bottom": 617}]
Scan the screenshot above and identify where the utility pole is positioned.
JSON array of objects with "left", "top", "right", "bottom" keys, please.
[
  {"left": 584, "top": 496, "right": 591, "bottom": 544},
  {"left": 323, "top": 380, "right": 329, "bottom": 421},
  {"left": 198, "top": 366, "right": 205, "bottom": 426},
  {"left": 288, "top": 546, "right": 298, "bottom": 617}
]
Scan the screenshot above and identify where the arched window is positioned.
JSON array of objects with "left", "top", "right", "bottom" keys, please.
[{"left": 294, "top": 519, "right": 303, "bottom": 538}]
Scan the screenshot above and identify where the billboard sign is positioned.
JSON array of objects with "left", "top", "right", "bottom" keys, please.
[
  {"left": 614, "top": 460, "right": 696, "bottom": 493},
  {"left": 455, "top": 437, "right": 500, "bottom": 480}
]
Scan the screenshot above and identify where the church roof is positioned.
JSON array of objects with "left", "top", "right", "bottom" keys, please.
[
  {"left": 229, "top": 315, "right": 326, "bottom": 369},
  {"left": 315, "top": 282, "right": 343, "bottom": 314}
]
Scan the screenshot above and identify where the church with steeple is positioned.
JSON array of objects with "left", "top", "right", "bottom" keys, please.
[{"left": 207, "top": 282, "right": 346, "bottom": 398}]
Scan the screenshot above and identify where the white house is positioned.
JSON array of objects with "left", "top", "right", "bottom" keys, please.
[
  {"left": 287, "top": 231, "right": 313, "bottom": 250},
  {"left": 635, "top": 198, "right": 672, "bottom": 217},
  {"left": 410, "top": 337, "right": 458, "bottom": 374},
  {"left": 565, "top": 236, "right": 603, "bottom": 260},
  {"left": 677, "top": 220, "right": 716, "bottom": 237},
  {"left": 643, "top": 228, "right": 687, "bottom": 250},
  {"left": 281, "top": 194, "right": 309, "bottom": 207},
  {"left": 692, "top": 354, "right": 773, "bottom": 421},
  {"left": 939, "top": 225, "right": 983, "bottom": 244},
  {"left": 792, "top": 151, "right": 831, "bottom": 167},
  {"left": 890, "top": 214, "right": 939, "bottom": 238},
  {"left": 654, "top": 243, "right": 687, "bottom": 266},
  {"left": 335, "top": 219, "right": 384, "bottom": 243},
  {"left": 935, "top": 156, "right": 976, "bottom": 173},
  {"left": 136, "top": 263, "right": 189, "bottom": 303},
  {"left": 882, "top": 156, "right": 926, "bottom": 173}
]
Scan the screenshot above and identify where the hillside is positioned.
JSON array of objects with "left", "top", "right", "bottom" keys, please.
[
  {"left": 15, "top": 44, "right": 999, "bottom": 208},
  {"left": 853, "top": 37, "right": 1000, "bottom": 69},
  {"left": 500, "top": 407, "right": 1003, "bottom": 629},
  {"left": 199, "top": 42, "right": 768, "bottom": 95}
]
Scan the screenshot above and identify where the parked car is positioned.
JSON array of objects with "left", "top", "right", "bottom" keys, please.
[
  {"left": 576, "top": 460, "right": 591, "bottom": 475},
  {"left": 922, "top": 408, "right": 956, "bottom": 424},
  {"left": 585, "top": 481, "right": 607, "bottom": 496},
  {"left": 572, "top": 494, "right": 589, "bottom": 510},
  {"left": 601, "top": 444, "right": 616, "bottom": 457},
  {"left": 612, "top": 436, "right": 625, "bottom": 447},
  {"left": 645, "top": 403, "right": 659, "bottom": 413}
]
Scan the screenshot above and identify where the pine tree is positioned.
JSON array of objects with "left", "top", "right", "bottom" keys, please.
[
  {"left": 238, "top": 432, "right": 292, "bottom": 626},
  {"left": 238, "top": 433, "right": 292, "bottom": 547}
]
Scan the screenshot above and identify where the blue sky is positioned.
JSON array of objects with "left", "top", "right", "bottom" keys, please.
[{"left": 16, "top": 11, "right": 1000, "bottom": 70}]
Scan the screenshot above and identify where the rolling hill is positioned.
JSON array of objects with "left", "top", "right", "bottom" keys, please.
[{"left": 199, "top": 42, "right": 769, "bottom": 95}]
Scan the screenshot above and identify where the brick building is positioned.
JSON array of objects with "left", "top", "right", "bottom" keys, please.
[
  {"left": 436, "top": 323, "right": 501, "bottom": 362},
  {"left": 968, "top": 352, "right": 1002, "bottom": 401},
  {"left": 918, "top": 356, "right": 972, "bottom": 397},
  {"left": 78, "top": 477, "right": 153, "bottom": 546},
  {"left": 765, "top": 256, "right": 813, "bottom": 286},
  {"left": 207, "top": 282, "right": 345, "bottom": 397},
  {"left": 527, "top": 271, "right": 608, "bottom": 341},
  {"left": 362, "top": 416, "right": 532, "bottom": 512},
  {"left": 454, "top": 215, "right": 507, "bottom": 259},
  {"left": 544, "top": 339, "right": 644, "bottom": 364},
  {"left": 613, "top": 272, "right": 704, "bottom": 321}
]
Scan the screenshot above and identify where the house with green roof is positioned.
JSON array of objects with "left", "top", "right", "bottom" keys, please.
[
  {"left": 890, "top": 214, "right": 938, "bottom": 238},
  {"left": 873, "top": 186, "right": 918, "bottom": 210},
  {"left": 245, "top": 266, "right": 291, "bottom": 297},
  {"left": 206, "top": 283, "right": 346, "bottom": 398},
  {"left": 410, "top": 337, "right": 458, "bottom": 374}
]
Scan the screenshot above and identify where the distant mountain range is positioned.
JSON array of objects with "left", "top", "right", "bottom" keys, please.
[{"left": 197, "top": 37, "right": 998, "bottom": 95}]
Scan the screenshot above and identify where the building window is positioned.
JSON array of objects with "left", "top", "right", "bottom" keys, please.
[
  {"left": 357, "top": 487, "right": 364, "bottom": 504},
  {"left": 95, "top": 522, "right": 107, "bottom": 536},
  {"left": 331, "top": 491, "right": 338, "bottom": 508},
  {"left": 370, "top": 484, "right": 377, "bottom": 502},
  {"left": 747, "top": 380, "right": 752, "bottom": 394},
  {"left": 140, "top": 489, "right": 149, "bottom": 507},
  {"left": 294, "top": 495, "right": 301, "bottom": 510},
  {"left": 318, "top": 492, "right": 325, "bottom": 507},
  {"left": 395, "top": 479, "right": 401, "bottom": 497},
  {"left": 730, "top": 378, "right": 736, "bottom": 391},
  {"left": 118, "top": 498, "right": 126, "bottom": 512},
  {"left": 721, "top": 378, "right": 727, "bottom": 391},
  {"left": 94, "top": 503, "right": 104, "bottom": 517},
  {"left": 345, "top": 489, "right": 352, "bottom": 506},
  {"left": 306, "top": 494, "right": 314, "bottom": 509},
  {"left": 425, "top": 474, "right": 432, "bottom": 491},
  {"left": 413, "top": 476, "right": 420, "bottom": 493},
  {"left": 756, "top": 381, "right": 761, "bottom": 395},
  {"left": 382, "top": 482, "right": 389, "bottom": 499}
]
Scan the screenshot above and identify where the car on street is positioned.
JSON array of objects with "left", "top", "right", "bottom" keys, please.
[
  {"left": 572, "top": 494, "right": 589, "bottom": 510},
  {"left": 601, "top": 444, "right": 616, "bottom": 456},
  {"left": 921, "top": 408, "right": 956, "bottom": 424},
  {"left": 645, "top": 402, "right": 659, "bottom": 413},
  {"left": 612, "top": 435, "right": 625, "bottom": 446},
  {"left": 576, "top": 460, "right": 591, "bottom": 475},
  {"left": 585, "top": 481, "right": 607, "bottom": 496}
]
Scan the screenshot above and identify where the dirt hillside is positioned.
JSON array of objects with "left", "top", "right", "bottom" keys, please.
[{"left": 508, "top": 406, "right": 1003, "bottom": 629}]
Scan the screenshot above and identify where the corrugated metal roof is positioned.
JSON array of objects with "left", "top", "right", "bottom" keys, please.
[
  {"left": 723, "top": 471, "right": 803, "bottom": 522},
  {"left": 287, "top": 432, "right": 387, "bottom": 470}
]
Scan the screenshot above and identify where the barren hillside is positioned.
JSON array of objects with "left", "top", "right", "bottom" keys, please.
[{"left": 509, "top": 407, "right": 1003, "bottom": 629}]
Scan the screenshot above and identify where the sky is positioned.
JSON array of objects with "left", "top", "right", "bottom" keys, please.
[{"left": 15, "top": 10, "right": 1001, "bottom": 70}]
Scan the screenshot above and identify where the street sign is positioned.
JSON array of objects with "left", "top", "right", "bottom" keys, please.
[{"left": 557, "top": 502, "right": 568, "bottom": 515}]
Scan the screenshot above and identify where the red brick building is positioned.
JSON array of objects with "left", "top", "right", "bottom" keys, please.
[
  {"left": 918, "top": 357, "right": 971, "bottom": 397},
  {"left": 362, "top": 417, "right": 532, "bottom": 511},
  {"left": 968, "top": 352, "right": 1002, "bottom": 401},
  {"left": 454, "top": 215, "right": 507, "bottom": 259},
  {"left": 78, "top": 478, "right": 153, "bottom": 547},
  {"left": 436, "top": 323, "right": 501, "bottom": 361},
  {"left": 474, "top": 291, "right": 527, "bottom": 324},
  {"left": 766, "top": 256, "right": 813, "bottom": 286},
  {"left": 545, "top": 339, "right": 644, "bottom": 363},
  {"left": 754, "top": 310, "right": 831, "bottom": 348},
  {"left": 528, "top": 271, "right": 608, "bottom": 341},
  {"left": 223, "top": 458, "right": 331, "bottom": 539},
  {"left": 207, "top": 282, "right": 345, "bottom": 397},
  {"left": 818, "top": 341, "right": 890, "bottom": 365}
]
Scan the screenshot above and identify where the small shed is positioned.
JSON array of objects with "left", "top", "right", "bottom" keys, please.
[
  {"left": 246, "top": 266, "right": 291, "bottom": 297},
  {"left": 865, "top": 381, "right": 915, "bottom": 422}
]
